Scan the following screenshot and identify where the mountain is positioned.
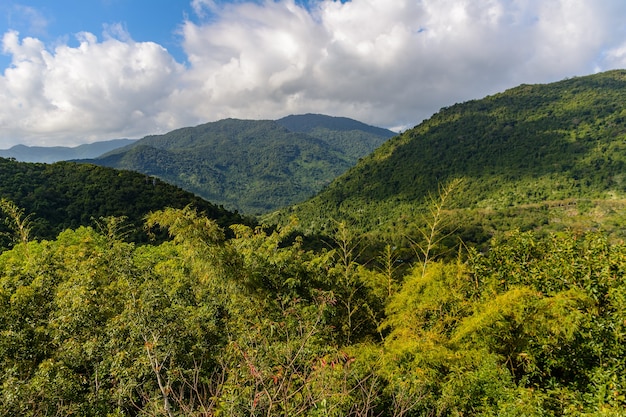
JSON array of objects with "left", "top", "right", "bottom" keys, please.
[
  {"left": 277, "top": 113, "right": 395, "bottom": 157},
  {"left": 0, "top": 139, "right": 137, "bottom": 163},
  {"left": 82, "top": 115, "right": 395, "bottom": 214},
  {"left": 0, "top": 157, "right": 248, "bottom": 246},
  {"left": 6, "top": 81, "right": 626, "bottom": 417},
  {"left": 270, "top": 70, "right": 626, "bottom": 243}
]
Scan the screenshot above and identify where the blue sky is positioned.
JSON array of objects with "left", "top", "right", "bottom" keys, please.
[
  {"left": 1, "top": 0, "right": 198, "bottom": 66},
  {"left": 2, "top": 0, "right": 626, "bottom": 147}
]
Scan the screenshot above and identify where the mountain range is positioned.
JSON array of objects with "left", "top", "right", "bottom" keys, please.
[
  {"left": 4, "top": 72, "right": 626, "bottom": 248},
  {"left": 4, "top": 71, "right": 626, "bottom": 416},
  {"left": 0, "top": 139, "right": 136, "bottom": 163},
  {"left": 80, "top": 114, "right": 395, "bottom": 214}
]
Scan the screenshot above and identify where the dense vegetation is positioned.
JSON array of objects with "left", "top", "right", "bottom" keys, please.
[
  {"left": 270, "top": 70, "right": 626, "bottom": 245},
  {"left": 4, "top": 71, "right": 626, "bottom": 416},
  {"left": 0, "top": 157, "right": 248, "bottom": 246},
  {"left": 1, "top": 203, "right": 625, "bottom": 416},
  {"left": 83, "top": 115, "right": 395, "bottom": 214}
]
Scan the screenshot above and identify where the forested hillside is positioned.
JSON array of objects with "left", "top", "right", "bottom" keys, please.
[
  {"left": 83, "top": 115, "right": 395, "bottom": 214},
  {"left": 1, "top": 206, "right": 625, "bottom": 416},
  {"left": 271, "top": 70, "right": 626, "bottom": 245},
  {"left": 0, "top": 157, "right": 248, "bottom": 247},
  {"left": 277, "top": 113, "right": 396, "bottom": 157}
]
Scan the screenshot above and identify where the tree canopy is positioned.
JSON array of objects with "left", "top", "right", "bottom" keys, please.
[
  {"left": 1, "top": 203, "right": 625, "bottom": 416},
  {"left": 0, "top": 157, "right": 249, "bottom": 247}
]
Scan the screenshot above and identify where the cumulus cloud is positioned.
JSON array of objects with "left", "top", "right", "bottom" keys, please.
[
  {"left": 2, "top": 0, "right": 626, "bottom": 147},
  {"left": 176, "top": 0, "right": 626, "bottom": 130},
  {"left": 0, "top": 28, "right": 183, "bottom": 146}
]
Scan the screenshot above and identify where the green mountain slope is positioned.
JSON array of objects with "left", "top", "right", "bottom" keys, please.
[
  {"left": 277, "top": 113, "right": 396, "bottom": 157},
  {"left": 84, "top": 116, "right": 395, "bottom": 214},
  {"left": 272, "top": 70, "right": 626, "bottom": 241},
  {"left": 0, "top": 157, "right": 248, "bottom": 246}
]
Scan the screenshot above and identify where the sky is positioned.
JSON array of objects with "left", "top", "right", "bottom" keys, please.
[{"left": 2, "top": 0, "right": 626, "bottom": 148}]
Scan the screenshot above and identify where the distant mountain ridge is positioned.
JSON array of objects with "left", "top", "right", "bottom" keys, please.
[
  {"left": 277, "top": 114, "right": 396, "bottom": 159},
  {"left": 82, "top": 114, "right": 396, "bottom": 214},
  {"left": 270, "top": 70, "right": 626, "bottom": 242},
  {"left": 0, "top": 139, "right": 137, "bottom": 163},
  {"left": 277, "top": 113, "right": 394, "bottom": 136}
]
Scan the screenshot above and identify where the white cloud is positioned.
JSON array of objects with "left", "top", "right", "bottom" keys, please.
[
  {"left": 174, "top": 0, "right": 330, "bottom": 124},
  {"left": 2, "top": 0, "right": 626, "bottom": 147},
  {"left": 176, "top": 0, "right": 626, "bottom": 130},
  {"left": 604, "top": 42, "right": 626, "bottom": 68},
  {"left": 191, "top": 0, "right": 219, "bottom": 18},
  {"left": 0, "top": 28, "right": 183, "bottom": 146}
]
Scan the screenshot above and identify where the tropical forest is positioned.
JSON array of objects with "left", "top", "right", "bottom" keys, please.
[{"left": 2, "top": 70, "right": 626, "bottom": 416}]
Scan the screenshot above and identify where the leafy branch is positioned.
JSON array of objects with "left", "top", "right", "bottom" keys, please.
[
  {"left": 409, "top": 178, "right": 463, "bottom": 276},
  {"left": 0, "top": 198, "right": 32, "bottom": 246}
]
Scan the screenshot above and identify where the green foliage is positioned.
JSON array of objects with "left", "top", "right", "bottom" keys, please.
[
  {"left": 277, "top": 113, "right": 395, "bottom": 158},
  {"left": 0, "top": 197, "right": 32, "bottom": 248},
  {"left": 1, "top": 203, "right": 626, "bottom": 415},
  {"left": 380, "top": 229, "right": 626, "bottom": 416},
  {"left": 0, "top": 208, "right": 349, "bottom": 416}
]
